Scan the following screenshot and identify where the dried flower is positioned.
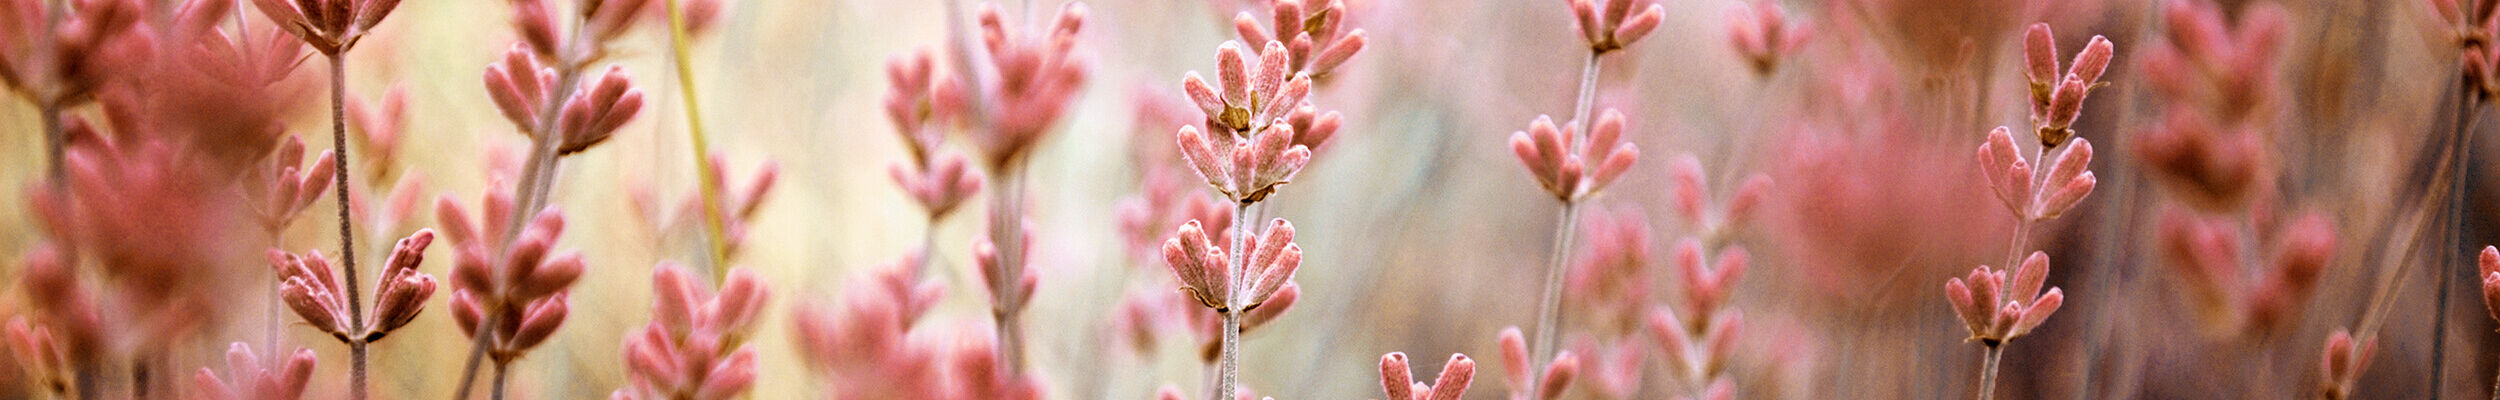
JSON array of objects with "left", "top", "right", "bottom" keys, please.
[
  {"left": 188, "top": 343, "right": 316, "bottom": 400},
  {"left": 968, "top": 2, "right": 1090, "bottom": 168},
  {"left": 2315, "top": 329, "right": 2376, "bottom": 400},
  {"left": 1725, "top": 0, "right": 1809, "bottom": 77},
  {"left": 249, "top": 0, "right": 408, "bottom": 54},
  {"left": 1975, "top": 126, "right": 2098, "bottom": 221},
  {"left": 1183, "top": 40, "right": 1314, "bottom": 135},
  {"left": 1567, "top": 0, "right": 1664, "bottom": 53},
  {"left": 1943, "top": 251, "right": 2065, "bottom": 345},
  {"left": 2020, "top": 23, "right": 2114, "bottom": 147},
  {"left": 268, "top": 229, "right": 438, "bottom": 341},
  {"left": 614, "top": 264, "right": 770, "bottom": 400},
  {"left": 1380, "top": 352, "right": 1476, "bottom": 400},
  {"left": 1163, "top": 218, "right": 1303, "bottom": 311},
  {"left": 1510, "top": 109, "right": 1639, "bottom": 201},
  {"left": 438, "top": 191, "right": 584, "bottom": 361},
  {"left": 1231, "top": 0, "right": 1367, "bottom": 78}
]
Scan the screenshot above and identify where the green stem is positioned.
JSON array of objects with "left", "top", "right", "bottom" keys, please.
[{"left": 663, "top": 0, "right": 732, "bottom": 278}]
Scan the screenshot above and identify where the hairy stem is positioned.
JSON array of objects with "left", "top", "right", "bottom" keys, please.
[
  {"left": 664, "top": 0, "right": 732, "bottom": 277},
  {"left": 1216, "top": 201, "right": 1251, "bottom": 400},
  {"left": 1527, "top": 49, "right": 1606, "bottom": 393},
  {"left": 987, "top": 169, "right": 1030, "bottom": 375},
  {"left": 326, "top": 53, "right": 373, "bottom": 400},
  {"left": 1976, "top": 344, "right": 2003, "bottom": 400}
]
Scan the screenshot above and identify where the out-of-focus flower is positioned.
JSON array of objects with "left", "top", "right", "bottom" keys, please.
[
  {"left": 1671, "top": 240, "right": 1746, "bottom": 330},
  {"left": 2020, "top": 23, "right": 2114, "bottom": 147},
  {"left": 2136, "top": 1, "right": 2285, "bottom": 213},
  {"left": 6, "top": 317, "right": 73, "bottom": 395},
  {"left": 1379, "top": 352, "right": 1475, "bottom": 400},
  {"left": 2481, "top": 246, "right": 2500, "bottom": 324},
  {"left": 1667, "top": 155, "right": 1769, "bottom": 241},
  {"left": 437, "top": 190, "right": 584, "bottom": 361},
  {"left": 1163, "top": 218, "right": 1302, "bottom": 312},
  {"left": 639, "top": 0, "right": 724, "bottom": 37},
  {"left": 188, "top": 343, "right": 316, "bottom": 400},
  {"left": 1649, "top": 307, "right": 1739, "bottom": 384},
  {"left": 268, "top": 229, "right": 438, "bottom": 342},
  {"left": 791, "top": 257, "right": 946, "bottom": 399},
  {"left": 893, "top": 153, "right": 981, "bottom": 219},
  {"left": 1725, "top": 0, "right": 1809, "bottom": 77},
  {"left": 1942, "top": 251, "right": 2065, "bottom": 345},
  {"left": 245, "top": 136, "right": 338, "bottom": 233},
  {"left": 1564, "top": 207, "right": 1652, "bottom": 326},
  {"left": 485, "top": 44, "right": 557, "bottom": 132},
  {"left": 887, "top": 49, "right": 951, "bottom": 163},
  {"left": 1497, "top": 326, "right": 1579, "bottom": 400},
  {"left": 1510, "top": 109, "right": 1639, "bottom": 201},
  {"left": 2316, "top": 329, "right": 2376, "bottom": 400},
  {"left": 346, "top": 85, "right": 409, "bottom": 176},
  {"left": 2154, "top": 209, "right": 2333, "bottom": 337},
  {"left": 249, "top": 0, "right": 408, "bottom": 54},
  {"left": 614, "top": 264, "right": 770, "bottom": 400},
  {"left": 2435, "top": 0, "right": 2500, "bottom": 97},
  {"left": 1564, "top": 0, "right": 1663, "bottom": 53},
  {"left": 554, "top": 65, "right": 645, "bottom": 154},
  {"left": 1232, "top": 0, "right": 1367, "bottom": 78},
  {"left": 967, "top": 2, "right": 1089, "bottom": 168},
  {"left": 1183, "top": 41, "right": 1313, "bottom": 136},
  {"left": 0, "top": 0, "right": 145, "bottom": 106}
]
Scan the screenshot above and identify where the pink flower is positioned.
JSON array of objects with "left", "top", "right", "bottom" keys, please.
[
  {"left": 1379, "top": 352, "right": 1475, "bottom": 400},
  {"left": 1231, "top": 0, "right": 1367, "bottom": 78},
  {"left": 1725, "top": 0, "right": 1809, "bottom": 76},
  {"left": 268, "top": 229, "right": 438, "bottom": 341},
  {"left": 1648, "top": 307, "right": 1739, "bottom": 381},
  {"left": 1975, "top": 126, "right": 2098, "bottom": 221},
  {"left": 1566, "top": 0, "right": 1664, "bottom": 53},
  {"left": 2020, "top": 23, "right": 2114, "bottom": 147},
  {"left": 1177, "top": 121, "right": 1312, "bottom": 203},
  {"left": 188, "top": 343, "right": 316, "bottom": 400},
  {"left": 553, "top": 65, "right": 646, "bottom": 155},
  {"left": 1496, "top": 326, "right": 1579, "bottom": 400},
  {"left": 2482, "top": 246, "right": 2500, "bottom": 324},
  {"left": 892, "top": 152, "right": 982, "bottom": 219},
  {"left": 2154, "top": 209, "right": 2334, "bottom": 337},
  {"left": 0, "top": 0, "right": 144, "bottom": 105},
  {"left": 1162, "top": 218, "right": 1302, "bottom": 312},
  {"left": 1942, "top": 251, "right": 2065, "bottom": 344},
  {"left": 1564, "top": 207, "right": 1652, "bottom": 321},
  {"left": 1672, "top": 240, "right": 1746, "bottom": 327},
  {"left": 1510, "top": 109, "right": 1639, "bottom": 201},
  {"left": 244, "top": 136, "right": 337, "bottom": 232},
  {"left": 967, "top": 2, "right": 1090, "bottom": 168},
  {"left": 437, "top": 190, "right": 584, "bottom": 360},
  {"left": 346, "top": 85, "right": 410, "bottom": 174},
  {"left": 614, "top": 264, "right": 771, "bottom": 400},
  {"left": 1182, "top": 41, "right": 1314, "bottom": 137},
  {"left": 791, "top": 257, "right": 946, "bottom": 399},
  {"left": 249, "top": 0, "right": 407, "bottom": 53},
  {"left": 2316, "top": 329, "right": 2376, "bottom": 399}
]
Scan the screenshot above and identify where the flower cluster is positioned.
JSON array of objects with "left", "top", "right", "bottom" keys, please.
[
  {"left": 268, "top": 229, "right": 439, "bottom": 342},
  {"left": 885, "top": 49, "right": 984, "bottom": 219},
  {"left": 1379, "top": 352, "right": 1475, "bottom": 400},
  {"left": 1230, "top": 0, "right": 1366, "bottom": 79},
  {"left": 188, "top": 343, "right": 317, "bottom": 400},
  {"left": 0, "top": 0, "right": 142, "bottom": 106},
  {"left": 1496, "top": 327, "right": 1578, "bottom": 400},
  {"left": 249, "top": 0, "right": 406, "bottom": 54},
  {"left": 792, "top": 256, "right": 1040, "bottom": 399},
  {"left": 966, "top": 2, "right": 1090, "bottom": 168},
  {"left": 1510, "top": 110, "right": 1639, "bottom": 202},
  {"left": 484, "top": 45, "right": 647, "bottom": 155},
  {"left": 2155, "top": 211, "right": 2333, "bottom": 336},
  {"left": 1976, "top": 126, "right": 2097, "bottom": 222},
  {"left": 1725, "top": 0, "right": 1810, "bottom": 77},
  {"left": 2020, "top": 23, "right": 2114, "bottom": 147},
  {"left": 437, "top": 191, "right": 585, "bottom": 362},
  {"left": 614, "top": 264, "right": 770, "bottom": 400},
  {"left": 2135, "top": 1, "right": 2286, "bottom": 211},
  {"left": 1183, "top": 41, "right": 1312, "bottom": 137},
  {"left": 2315, "top": 329, "right": 2375, "bottom": 400},
  {"left": 1164, "top": 219, "right": 1302, "bottom": 312},
  {"left": 1565, "top": 0, "right": 1663, "bottom": 53},
  {"left": 245, "top": 136, "right": 338, "bottom": 233},
  {"left": 1944, "top": 252, "right": 2063, "bottom": 344}
]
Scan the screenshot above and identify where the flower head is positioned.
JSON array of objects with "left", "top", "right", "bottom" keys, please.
[
  {"left": 1231, "top": 0, "right": 1367, "bottom": 78},
  {"left": 268, "top": 229, "right": 437, "bottom": 342},
  {"left": 437, "top": 190, "right": 584, "bottom": 360},
  {"left": 1162, "top": 218, "right": 1302, "bottom": 311},
  {"left": 1183, "top": 40, "right": 1315, "bottom": 136},
  {"left": 969, "top": 2, "right": 1090, "bottom": 168},
  {"left": 188, "top": 343, "right": 316, "bottom": 400},
  {"left": 1380, "top": 352, "right": 1476, "bottom": 400},
  {"left": 1566, "top": 0, "right": 1664, "bottom": 53},
  {"left": 1510, "top": 110, "right": 1639, "bottom": 201},
  {"left": 615, "top": 264, "right": 771, "bottom": 400},
  {"left": 250, "top": 0, "right": 407, "bottom": 53},
  {"left": 1942, "top": 251, "right": 2065, "bottom": 345},
  {"left": 1976, "top": 126, "right": 2098, "bottom": 221},
  {"left": 1177, "top": 122, "right": 1312, "bottom": 203},
  {"left": 1726, "top": 0, "right": 1809, "bottom": 76},
  {"left": 2316, "top": 329, "right": 2376, "bottom": 400}
]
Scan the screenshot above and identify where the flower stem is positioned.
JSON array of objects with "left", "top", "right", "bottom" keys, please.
[
  {"left": 987, "top": 169, "right": 1031, "bottom": 375},
  {"left": 455, "top": 63, "right": 584, "bottom": 400},
  {"left": 41, "top": 101, "right": 63, "bottom": 185},
  {"left": 450, "top": 312, "right": 500, "bottom": 400},
  {"left": 2435, "top": 81, "right": 2480, "bottom": 400},
  {"left": 490, "top": 362, "right": 508, "bottom": 400},
  {"left": 663, "top": 0, "right": 732, "bottom": 278},
  {"left": 1216, "top": 201, "right": 1251, "bottom": 400},
  {"left": 327, "top": 52, "right": 372, "bottom": 400},
  {"left": 1976, "top": 344, "right": 2003, "bottom": 400},
  {"left": 1527, "top": 48, "right": 1605, "bottom": 393}
]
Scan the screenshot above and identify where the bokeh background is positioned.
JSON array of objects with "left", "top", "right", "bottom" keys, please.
[{"left": 2, "top": 0, "right": 2493, "bottom": 398}]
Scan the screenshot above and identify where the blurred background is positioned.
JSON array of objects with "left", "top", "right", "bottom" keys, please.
[{"left": 1, "top": 0, "right": 2492, "bottom": 398}]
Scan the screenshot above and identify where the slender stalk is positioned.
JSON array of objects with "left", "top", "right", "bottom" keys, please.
[
  {"left": 663, "top": 0, "right": 733, "bottom": 277},
  {"left": 1976, "top": 345, "right": 2003, "bottom": 400},
  {"left": 454, "top": 60, "right": 585, "bottom": 400},
  {"left": 324, "top": 52, "right": 373, "bottom": 400},
  {"left": 916, "top": 214, "right": 940, "bottom": 278},
  {"left": 2435, "top": 84, "right": 2479, "bottom": 400},
  {"left": 1215, "top": 201, "right": 1251, "bottom": 400},
  {"left": 450, "top": 313, "right": 500, "bottom": 400},
  {"left": 986, "top": 169, "right": 1031, "bottom": 374},
  {"left": 489, "top": 363, "right": 508, "bottom": 400},
  {"left": 129, "top": 360, "right": 147, "bottom": 400},
  {"left": 1526, "top": 48, "right": 1606, "bottom": 393}
]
